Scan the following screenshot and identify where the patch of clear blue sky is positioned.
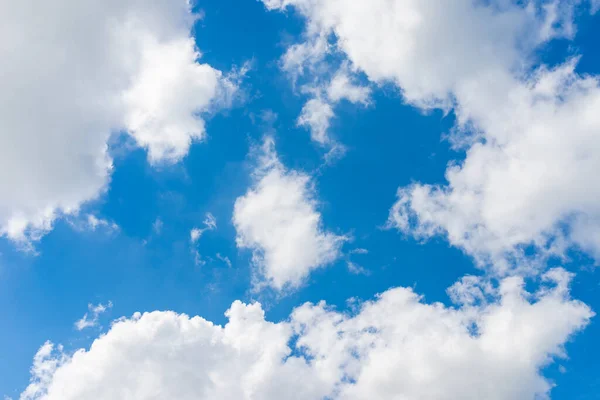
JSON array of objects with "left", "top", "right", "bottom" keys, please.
[{"left": 1, "top": 0, "right": 599, "bottom": 398}]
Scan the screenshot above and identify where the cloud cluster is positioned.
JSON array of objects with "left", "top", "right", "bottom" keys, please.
[
  {"left": 0, "top": 0, "right": 234, "bottom": 244},
  {"left": 20, "top": 269, "right": 592, "bottom": 400},
  {"left": 9, "top": 2, "right": 600, "bottom": 399},
  {"left": 233, "top": 138, "right": 346, "bottom": 290},
  {"left": 262, "top": 0, "right": 600, "bottom": 271}
]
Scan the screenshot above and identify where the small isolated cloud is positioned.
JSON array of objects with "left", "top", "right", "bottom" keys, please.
[
  {"left": 190, "top": 213, "right": 217, "bottom": 265},
  {"left": 216, "top": 253, "right": 232, "bottom": 268},
  {"left": 190, "top": 229, "right": 202, "bottom": 244},
  {"left": 345, "top": 248, "right": 370, "bottom": 275},
  {"left": 233, "top": 137, "right": 346, "bottom": 291},
  {"left": 152, "top": 218, "right": 164, "bottom": 235},
  {"left": 203, "top": 213, "right": 217, "bottom": 231},
  {"left": 297, "top": 98, "right": 335, "bottom": 145},
  {"left": 74, "top": 301, "right": 113, "bottom": 331},
  {"left": 190, "top": 213, "right": 217, "bottom": 244},
  {"left": 67, "top": 214, "right": 119, "bottom": 235},
  {"left": 349, "top": 248, "right": 369, "bottom": 255},
  {"left": 347, "top": 261, "right": 369, "bottom": 275}
]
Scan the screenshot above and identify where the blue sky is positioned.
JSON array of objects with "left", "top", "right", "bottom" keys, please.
[{"left": 1, "top": 1, "right": 600, "bottom": 399}]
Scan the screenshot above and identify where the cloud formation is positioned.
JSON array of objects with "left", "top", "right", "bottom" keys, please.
[
  {"left": 233, "top": 138, "right": 346, "bottom": 290},
  {"left": 390, "top": 60, "right": 600, "bottom": 272},
  {"left": 21, "top": 269, "right": 592, "bottom": 400},
  {"left": 0, "top": 0, "right": 234, "bottom": 244},
  {"left": 262, "top": 0, "right": 600, "bottom": 271}
]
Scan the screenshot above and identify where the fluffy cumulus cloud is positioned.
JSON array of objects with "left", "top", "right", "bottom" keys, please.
[
  {"left": 390, "top": 60, "right": 600, "bottom": 271},
  {"left": 20, "top": 269, "right": 592, "bottom": 400},
  {"left": 233, "top": 138, "right": 346, "bottom": 290},
  {"left": 263, "top": 0, "right": 578, "bottom": 106},
  {"left": 261, "top": 0, "right": 600, "bottom": 271},
  {"left": 0, "top": 0, "right": 234, "bottom": 244}
]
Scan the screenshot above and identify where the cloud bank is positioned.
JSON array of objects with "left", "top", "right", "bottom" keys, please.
[{"left": 20, "top": 269, "right": 591, "bottom": 400}]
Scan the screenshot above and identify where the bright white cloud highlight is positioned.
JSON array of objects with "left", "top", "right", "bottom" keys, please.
[
  {"left": 262, "top": 0, "right": 600, "bottom": 270},
  {"left": 233, "top": 138, "right": 346, "bottom": 290},
  {"left": 21, "top": 269, "right": 592, "bottom": 400},
  {"left": 0, "top": 0, "right": 234, "bottom": 244}
]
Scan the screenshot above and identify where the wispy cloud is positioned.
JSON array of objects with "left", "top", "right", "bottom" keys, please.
[
  {"left": 216, "top": 253, "right": 232, "bottom": 268},
  {"left": 190, "top": 213, "right": 218, "bottom": 266},
  {"left": 74, "top": 301, "right": 113, "bottom": 331}
]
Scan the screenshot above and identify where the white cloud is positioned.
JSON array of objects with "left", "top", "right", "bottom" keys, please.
[
  {"left": 296, "top": 67, "right": 370, "bottom": 145},
  {"left": 66, "top": 214, "right": 119, "bottom": 235},
  {"left": 262, "top": 0, "right": 600, "bottom": 271},
  {"left": 346, "top": 260, "right": 369, "bottom": 275},
  {"left": 190, "top": 213, "right": 218, "bottom": 266},
  {"left": 203, "top": 213, "right": 218, "bottom": 231},
  {"left": 233, "top": 138, "right": 346, "bottom": 290},
  {"left": 152, "top": 218, "right": 164, "bottom": 235},
  {"left": 84, "top": 216, "right": 119, "bottom": 233},
  {"left": 264, "top": 0, "right": 578, "bottom": 108},
  {"left": 74, "top": 302, "right": 113, "bottom": 331},
  {"left": 281, "top": 35, "right": 330, "bottom": 82},
  {"left": 389, "top": 57, "right": 600, "bottom": 273},
  {"left": 190, "top": 213, "right": 218, "bottom": 244},
  {"left": 297, "top": 98, "right": 335, "bottom": 144},
  {"left": 21, "top": 269, "right": 592, "bottom": 400},
  {"left": 326, "top": 68, "right": 371, "bottom": 105},
  {"left": 0, "top": 0, "right": 234, "bottom": 244},
  {"left": 216, "top": 253, "right": 233, "bottom": 268},
  {"left": 190, "top": 229, "right": 202, "bottom": 244},
  {"left": 349, "top": 248, "right": 369, "bottom": 255}
]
